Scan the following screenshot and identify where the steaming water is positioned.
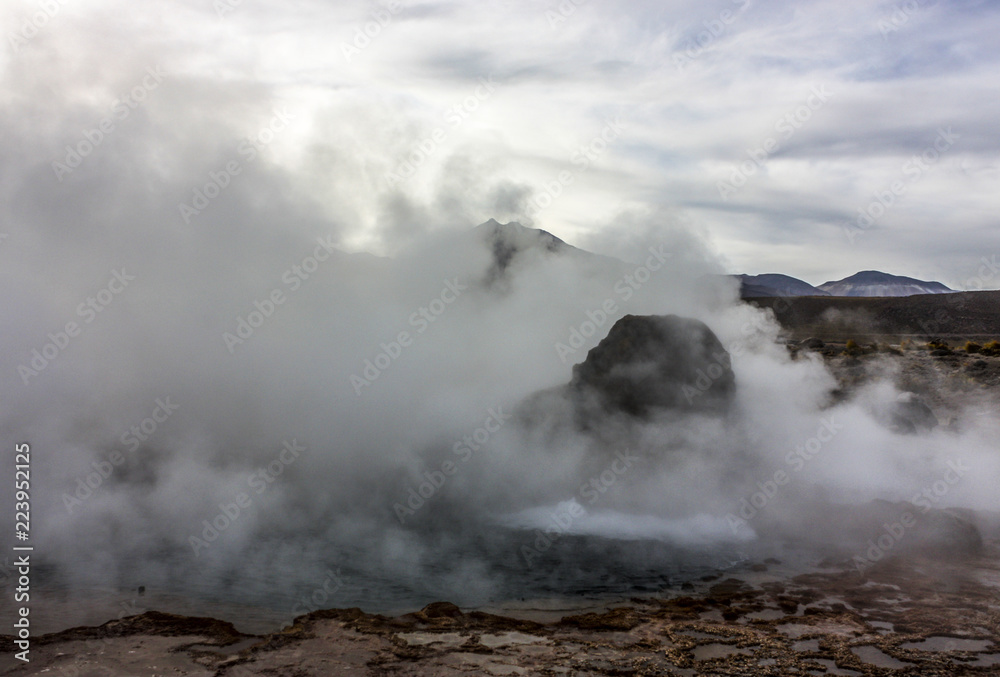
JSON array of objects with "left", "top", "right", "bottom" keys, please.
[{"left": 26, "top": 531, "right": 750, "bottom": 634}]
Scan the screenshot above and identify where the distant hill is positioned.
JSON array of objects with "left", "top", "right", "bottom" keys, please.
[
  {"left": 818, "top": 271, "right": 953, "bottom": 297},
  {"left": 736, "top": 274, "right": 829, "bottom": 298}
]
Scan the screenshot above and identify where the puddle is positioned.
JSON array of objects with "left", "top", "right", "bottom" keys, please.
[
  {"left": 851, "top": 645, "right": 910, "bottom": 669},
  {"left": 974, "top": 569, "right": 1000, "bottom": 589},
  {"left": 780, "top": 624, "right": 817, "bottom": 639},
  {"left": 861, "top": 581, "right": 900, "bottom": 591},
  {"left": 793, "top": 639, "right": 820, "bottom": 652},
  {"left": 779, "top": 622, "right": 858, "bottom": 639},
  {"left": 479, "top": 632, "right": 548, "bottom": 648},
  {"left": 398, "top": 632, "right": 465, "bottom": 648},
  {"left": 699, "top": 609, "right": 724, "bottom": 621},
  {"left": 811, "top": 658, "right": 860, "bottom": 675},
  {"left": 901, "top": 636, "right": 992, "bottom": 652},
  {"left": 811, "top": 597, "right": 853, "bottom": 610},
  {"left": 758, "top": 658, "right": 777, "bottom": 666},
  {"left": 868, "top": 621, "right": 894, "bottom": 634},
  {"left": 745, "top": 608, "right": 785, "bottom": 621},
  {"left": 691, "top": 643, "right": 752, "bottom": 661},
  {"left": 966, "top": 654, "right": 1000, "bottom": 667}
]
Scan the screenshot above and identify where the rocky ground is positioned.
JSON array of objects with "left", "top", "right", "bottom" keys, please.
[
  {"left": 4, "top": 340, "right": 998, "bottom": 677},
  {"left": 789, "top": 337, "right": 1000, "bottom": 425},
  {"left": 748, "top": 290, "right": 1000, "bottom": 342},
  {"left": 3, "top": 549, "right": 1000, "bottom": 676}
]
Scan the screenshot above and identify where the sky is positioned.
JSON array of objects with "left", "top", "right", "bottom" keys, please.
[{"left": 2, "top": 0, "right": 999, "bottom": 289}]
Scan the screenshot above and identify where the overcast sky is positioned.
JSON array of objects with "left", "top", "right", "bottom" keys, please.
[{"left": 3, "top": 0, "right": 999, "bottom": 288}]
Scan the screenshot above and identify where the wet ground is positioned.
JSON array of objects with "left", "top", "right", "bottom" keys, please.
[{"left": 4, "top": 547, "right": 999, "bottom": 676}]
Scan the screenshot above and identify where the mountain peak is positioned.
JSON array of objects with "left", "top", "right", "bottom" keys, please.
[
  {"left": 819, "top": 271, "right": 953, "bottom": 297},
  {"left": 474, "top": 219, "right": 569, "bottom": 283}
]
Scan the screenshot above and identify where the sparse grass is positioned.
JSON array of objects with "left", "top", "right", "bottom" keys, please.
[
  {"left": 844, "top": 339, "right": 861, "bottom": 356},
  {"left": 927, "top": 339, "right": 951, "bottom": 351},
  {"left": 965, "top": 341, "right": 982, "bottom": 354},
  {"left": 983, "top": 340, "right": 1000, "bottom": 357}
]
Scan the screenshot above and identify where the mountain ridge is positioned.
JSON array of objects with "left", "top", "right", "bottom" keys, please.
[
  {"left": 736, "top": 273, "right": 830, "bottom": 298},
  {"left": 471, "top": 220, "right": 962, "bottom": 298}
]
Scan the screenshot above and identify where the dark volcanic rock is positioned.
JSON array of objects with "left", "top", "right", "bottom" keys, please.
[
  {"left": 568, "top": 314, "right": 735, "bottom": 417},
  {"left": 888, "top": 393, "right": 938, "bottom": 434}
]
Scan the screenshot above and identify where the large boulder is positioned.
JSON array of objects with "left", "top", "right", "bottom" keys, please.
[{"left": 567, "top": 314, "right": 735, "bottom": 418}]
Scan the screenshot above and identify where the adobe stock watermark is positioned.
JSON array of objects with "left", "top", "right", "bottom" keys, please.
[
  {"left": 178, "top": 107, "right": 295, "bottom": 224},
  {"left": 681, "top": 350, "right": 733, "bottom": 404},
  {"left": 958, "top": 254, "right": 1000, "bottom": 292},
  {"left": 555, "top": 245, "right": 671, "bottom": 363},
  {"left": 852, "top": 459, "right": 969, "bottom": 574},
  {"left": 545, "top": 0, "right": 587, "bottom": 29},
  {"left": 189, "top": 439, "right": 306, "bottom": 557},
  {"left": 393, "top": 405, "right": 512, "bottom": 523},
  {"left": 911, "top": 459, "right": 970, "bottom": 512},
  {"left": 844, "top": 127, "right": 959, "bottom": 244},
  {"left": 341, "top": 0, "right": 403, "bottom": 62},
  {"left": 62, "top": 397, "right": 180, "bottom": 514},
  {"left": 688, "top": 293, "right": 796, "bottom": 401},
  {"left": 18, "top": 268, "right": 135, "bottom": 385},
  {"left": 52, "top": 66, "right": 166, "bottom": 182},
  {"left": 350, "top": 278, "right": 466, "bottom": 395},
  {"left": 525, "top": 117, "right": 627, "bottom": 218},
  {"left": 726, "top": 416, "right": 844, "bottom": 534},
  {"left": 909, "top": 254, "right": 998, "bottom": 334},
  {"left": 7, "top": 0, "right": 69, "bottom": 54},
  {"left": 290, "top": 568, "right": 346, "bottom": 617},
  {"left": 717, "top": 84, "right": 833, "bottom": 199},
  {"left": 878, "top": 0, "right": 923, "bottom": 40},
  {"left": 673, "top": 0, "right": 752, "bottom": 73},
  {"left": 520, "top": 449, "right": 638, "bottom": 567},
  {"left": 214, "top": 0, "right": 242, "bottom": 19},
  {"left": 384, "top": 76, "right": 498, "bottom": 188},
  {"left": 223, "top": 236, "right": 338, "bottom": 354}
]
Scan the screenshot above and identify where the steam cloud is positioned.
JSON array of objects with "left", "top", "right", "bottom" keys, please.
[{"left": 2, "top": 13, "right": 999, "bottom": 631}]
